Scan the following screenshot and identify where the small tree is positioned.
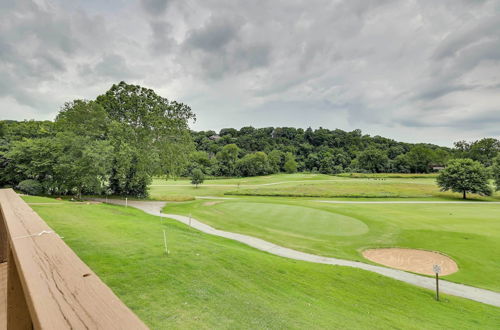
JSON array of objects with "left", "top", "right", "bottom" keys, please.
[
  {"left": 493, "top": 156, "right": 500, "bottom": 191},
  {"left": 284, "top": 152, "right": 297, "bottom": 173},
  {"left": 437, "top": 159, "right": 492, "bottom": 199},
  {"left": 191, "top": 168, "right": 204, "bottom": 188}
]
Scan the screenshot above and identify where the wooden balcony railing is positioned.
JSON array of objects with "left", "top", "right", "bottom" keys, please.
[{"left": 0, "top": 189, "right": 147, "bottom": 329}]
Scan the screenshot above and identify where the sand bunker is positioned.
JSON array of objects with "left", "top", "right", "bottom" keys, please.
[
  {"left": 362, "top": 248, "right": 458, "bottom": 275},
  {"left": 203, "top": 201, "right": 223, "bottom": 206}
]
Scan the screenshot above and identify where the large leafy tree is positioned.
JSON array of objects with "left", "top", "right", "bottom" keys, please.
[
  {"left": 216, "top": 144, "right": 240, "bottom": 176},
  {"left": 437, "top": 159, "right": 492, "bottom": 199},
  {"left": 357, "top": 148, "right": 389, "bottom": 173},
  {"left": 454, "top": 138, "right": 500, "bottom": 167},
  {"left": 236, "top": 152, "right": 271, "bottom": 177},
  {"left": 405, "top": 145, "right": 435, "bottom": 173},
  {"left": 492, "top": 156, "right": 500, "bottom": 191},
  {"left": 96, "top": 81, "right": 196, "bottom": 196}
]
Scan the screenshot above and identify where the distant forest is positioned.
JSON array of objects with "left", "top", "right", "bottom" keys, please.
[
  {"left": 188, "top": 128, "right": 500, "bottom": 177},
  {"left": 1, "top": 82, "right": 500, "bottom": 197}
]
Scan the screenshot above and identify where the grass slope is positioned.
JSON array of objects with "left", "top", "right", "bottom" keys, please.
[
  {"left": 27, "top": 198, "right": 500, "bottom": 329},
  {"left": 150, "top": 174, "right": 499, "bottom": 201},
  {"left": 165, "top": 197, "right": 500, "bottom": 291}
]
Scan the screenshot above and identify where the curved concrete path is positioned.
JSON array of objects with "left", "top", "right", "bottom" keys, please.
[{"left": 97, "top": 198, "right": 500, "bottom": 308}]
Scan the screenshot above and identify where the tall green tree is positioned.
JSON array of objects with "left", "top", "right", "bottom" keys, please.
[
  {"left": 236, "top": 152, "right": 271, "bottom": 177},
  {"left": 492, "top": 156, "right": 500, "bottom": 191},
  {"left": 437, "top": 159, "right": 492, "bottom": 199},
  {"left": 216, "top": 144, "right": 240, "bottom": 176},
  {"left": 284, "top": 152, "right": 298, "bottom": 173},
  {"left": 405, "top": 145, "right": 435, "bottom": 173},
  {"left": 268, "top": 149, "right": 284, "bottom": 173},
  {"left": 357, "top": 148, "right": 389, "bottom": 173},
  {"left": 96, "top": 82, "right": 195, "bottom": 196}
]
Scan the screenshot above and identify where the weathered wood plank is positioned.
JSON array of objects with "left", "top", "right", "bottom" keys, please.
[
  {"left": 0, "top": 206, "right": 7, "bottom": 263},
  {"left": 7, "top": 250, "right": 32, "bottom": 330},
  {"left": 0, "top": 189, "right": 148, "bottom": 329},
  {"left": 0, "top": 262, "right": 7, "bottom": 329}
]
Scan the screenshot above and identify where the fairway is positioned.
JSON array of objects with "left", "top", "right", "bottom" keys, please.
[
  {"left": 165, "top": 194, "right": 500, "bottom": 291},
  {"left": 26, "top": 198, "right": 500, "bottom": 329},
  {"left": 150, "top": 174, "right": 500, "bottom": 201}
]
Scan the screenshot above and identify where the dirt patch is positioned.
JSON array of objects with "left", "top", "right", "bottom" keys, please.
[
  {"left": 362, "top": 248, "right": 458, "bottom": 275},
  {"left": 203, "top": 201, "right": 223, "bottom": 206}
]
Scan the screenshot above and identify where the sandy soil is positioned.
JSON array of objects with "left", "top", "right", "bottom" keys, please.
[
  {"left": 362, "top": 248, "right": 458, "bottom": 276},
  {"left": 203, "top": 201, "right": 223, "bottom": 206}
]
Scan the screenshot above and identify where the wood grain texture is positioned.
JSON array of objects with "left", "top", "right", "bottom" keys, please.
[
  {"left": 0, "top": 262, "right": 7, "bottom": 329},
  {"left": 7, "top": 250, "right": 31, "bottom": 330},
  {"left": 0, "top": 208, "right": 8, "bottom": 263},
  {"left": 0, "top": 189, "right": 148, "bottom": 330}
]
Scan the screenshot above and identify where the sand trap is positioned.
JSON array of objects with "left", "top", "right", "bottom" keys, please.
[
  {"left": 363, "top": 248, "right": 458, "bottom": 275},
  {"left": 203, "top": 201, "right": 223, "bottom": 206}
]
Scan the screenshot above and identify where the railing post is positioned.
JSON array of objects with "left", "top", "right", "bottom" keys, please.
[{"left": 7, "top": 250, "right": 32, "bottom": 330}]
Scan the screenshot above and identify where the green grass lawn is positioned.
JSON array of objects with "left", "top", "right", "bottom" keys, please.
[
  {"left": 26, "top": 198, "right": 500, "bottom": 329},
  {"left": 150, "top": 173, "right": 500, "bottom": 201},
  {"left": 164, "top": 197, "right": 500, "bottom": 291}
]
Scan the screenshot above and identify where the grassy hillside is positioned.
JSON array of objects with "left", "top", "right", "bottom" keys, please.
[
  {"left": 150, "top": 174, "right": 499, "bottom": 201},
  {"left": 26, "top": 197, "right": 500, "bottom": 329},
  {"left": 164, "top": 197, "right": 500, "bottom": 291}
]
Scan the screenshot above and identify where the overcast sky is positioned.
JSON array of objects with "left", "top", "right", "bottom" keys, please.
[{"left": 1, "top": 0, "right": 500, "bottom": 146}]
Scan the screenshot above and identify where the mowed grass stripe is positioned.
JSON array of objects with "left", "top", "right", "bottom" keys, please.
[
  {"left": 165, "top": 197, "right": 500, "bottom": 291},
  {"left": 29, "top": 201, "right": 500, "bottom": 329}
]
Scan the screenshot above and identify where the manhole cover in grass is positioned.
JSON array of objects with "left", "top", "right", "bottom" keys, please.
[{"left": 362, "top": 248, "right": 458, "bottom": 275}]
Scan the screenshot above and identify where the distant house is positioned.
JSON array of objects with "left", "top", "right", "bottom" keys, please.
[
  {"left": 209, "top": 134, "right": 221, "bottom": 141},
  {"left": 431, "top": 164, "right": 445, "bottom": 171}
]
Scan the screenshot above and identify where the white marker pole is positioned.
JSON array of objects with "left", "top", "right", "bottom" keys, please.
[
  {"left": 125, "top": 197, "right": 128, "bottom": 208},
  {"left": 163, "top": 229, "right": 169, "bottom": 255}
]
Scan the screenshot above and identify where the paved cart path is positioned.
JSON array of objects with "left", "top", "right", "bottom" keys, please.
[{"left": 96, "top": 198, "right": 500, "bottom": 308}]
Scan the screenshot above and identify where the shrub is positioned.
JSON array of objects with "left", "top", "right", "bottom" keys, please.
[{"left": 17, "top": 179, "right": 43, "bottom": 195}]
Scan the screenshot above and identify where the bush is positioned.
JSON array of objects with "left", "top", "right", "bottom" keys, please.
[{"left": 17, "top": 179, "right": 43, "bottom": 195}]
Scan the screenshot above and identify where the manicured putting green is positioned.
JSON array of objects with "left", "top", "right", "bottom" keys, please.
[{"left": 210, "top": 202, "right": 369, "bottom": 237}]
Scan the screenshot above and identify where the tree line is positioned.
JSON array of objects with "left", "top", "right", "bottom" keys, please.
[
  {"left": 1, "top": 82, "right": 500, "bottom": 198},
  {"left": 187, "top": 127, "right": 500, "bottom": 177},
  {"left": 0, "top": 82, "right": 195, "bottom": 198}
]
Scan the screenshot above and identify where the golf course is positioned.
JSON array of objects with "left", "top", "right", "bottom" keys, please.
[{"left": 24, "top": 173, "right": 500, "bottom": 329}]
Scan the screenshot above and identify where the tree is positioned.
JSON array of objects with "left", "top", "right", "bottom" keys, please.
[
  {"left": 236, "top": 152, "right": 271, "bottom": 177},
  {"left": 492, "top": 156, "right": 500, "bottom": 191},
  {"left": 191, "top": 168, "right": 204, "bottom": 188},
  {"left": 357, "top": 148, "right": 389, "bottom": 173},
  {"left": 53, "top": 133, "right": 113, "bottom": 199},
  {"left": 437, "top": 159, "right": 492, "bottom": 199},
  {"left": 454, "top": 138, "right": 500, "bottom": 167},
  {"left": 55, "top": 100, "right": 109, "bottom": 139},
  {"left": 96, "top": 81, "right": 195, "bottom": 196},
  {"left": 186, "top": 151, "right": 215, "bottom": 176},
  {"left": 216, "top": 144, "right": 240, "bottom": 176},
  {"left": 405, "top": 145, "right": 435, "bottom": 173},
  {"left": 268, "top": 149, "right": 284, "bottom": 173},
  {"left": 284, "top": 152, "right": 297, "bottom": 173}
]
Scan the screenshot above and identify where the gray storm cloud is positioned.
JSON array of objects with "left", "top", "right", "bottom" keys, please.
[{"left": 0, "top": 0, "right": 499, "bottom": 145}]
